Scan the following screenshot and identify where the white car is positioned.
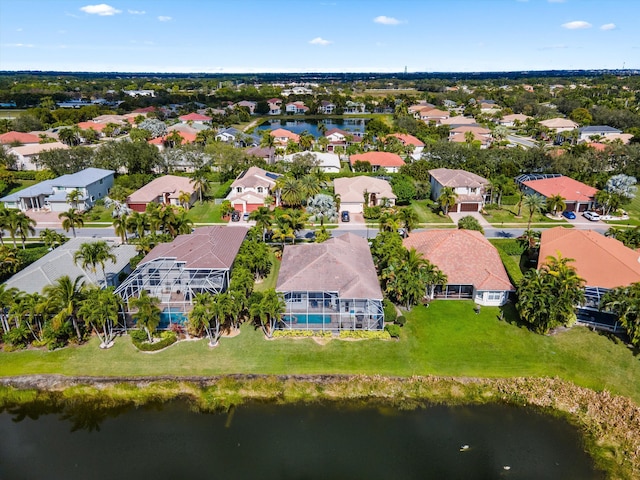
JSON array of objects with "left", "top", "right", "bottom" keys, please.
[{"left": 583, "top": 211, "right": 600, "bottom": 221}]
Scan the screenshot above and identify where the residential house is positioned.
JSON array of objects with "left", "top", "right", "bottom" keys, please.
[
  {"left": 285, "top": 101, "right": 309, "bottom": 114},
  {"left": 449, "top": 125, "right": 493, "bottom": 147},
  {"left": 333, "top": 176, "right": 396, "bottom": 213},
  {"left": 267, "top": 98, "right": 282, "bottom": 115},
  {"left": 324, "top": 128, "right": 362, "bottom": 152},
  {"left": 0, "top": 131, "right": 40, "bottom": 145},
  {"left": 349, "top": 151, "right": 405, "bottom": 174},
  {"left": 270, "top": 128, "right": 300, "bottom": 145},
  {"left": 234, "top": 101, "right": 257, "bottom": 115},
  {"left": 179, "top": 112, "right": 212, "bottom": 124},
  {"left": 282, "top": 86, "right": 313, "bottom": 96},
  {"left": 538, "top": 227, "right": 640, "bottom": 331},
  {"left": 8, "top": 142, "right": 69, "bottom": 171},
  {"left": 418, "top": 108, "right": 450, "bottom": 123},
  {"left": 429, "top": 168, "right": 489, "bottom": 213},
  {"left": 439, "top": 116, "right": 477, "bottom": 127},
  {"left": 443, "top": 99, "right": 457, "bottom": 108},
  {"left": 77, "top": 121, "right": 108, "bottom": 137},
  {"left": 403, "top": 230, "right": 514, "bottom": 306},
  {"left": 578, "top": 125, "right": 622, "bottom": 142},
  {"left": 282, "top": 152, "right": 341, "bottom": 173},
  {"left": 246, "top": 146, "right": 276, "bottom": 164},
  {"left": 149, "top": 130, "right": 197, "bottom": 150},
  {"left": 499, "top": 113, "right": 532, "bottom": 127},
  {"left": 4, "top": 238, "right": 137, "bottom": 293},
  {"left": 344, "top": 101, "right": 366, "bottom": 114},
  {"left": 115, "top": 226, "right": 249, "bottom": 324},
  {"left": 479, "top": 100, "right": 500, "bottom": 113},
  {"left": 0, "top": 167, "right": 114, "bottom": 212},
  {"left": 318, "top": 100, "right": 336, "bottom": 115},
  {"left": 126, "top": 175, "right": 196, "bottom": 212},
  {"left": 276, "top": 233, "right": 384, "bottom": 331},
  {"left": 123, "top": 89, "right": 155, "bottom": 97},
  {"left": 539, "top": 117, "right": 578, "bottom": 133},
  {"left": 409, "top": 102, "right": 435, "bottom": 116},
  {"left": 226, "top": 166, "right": 281, "bottom": 213},
  {"left": 386, "top": 133, "right": 425, "bottom": 160},
  {"left": 517, "top": 174, "right": 598, "bottom": 212}
]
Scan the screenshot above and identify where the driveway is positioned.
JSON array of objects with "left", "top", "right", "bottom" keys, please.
[{"left": 448, "top": 211, "right": 492, "bottom": 228}]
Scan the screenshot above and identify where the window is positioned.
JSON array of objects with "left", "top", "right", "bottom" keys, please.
[
  {"left": 257, "top": 187, "right": 263, "bottom": 193},
  {"left": 236, "top": 187, "right": 242, "bottom": 193},
  {"left": 486, "top": 291, "right": 503, "bottom": 302}
]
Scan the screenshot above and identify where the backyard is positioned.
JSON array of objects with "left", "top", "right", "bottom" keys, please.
[
  {"left": 1, "top": 301, "right": 639, "bottom": 403},
  {"left": 410, "top": 200, "right": 455, "bottom": 224}
]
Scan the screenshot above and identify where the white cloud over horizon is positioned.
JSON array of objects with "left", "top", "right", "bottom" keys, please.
[
  {"left": 600, "top": 23, "right": 616, "bottom": 30},
  {"left": 80, "top": 4, "right": 122, "bottom": 16},
  {"left": 562, "top": 20, "right": 592, "bottom": 29},
  {"left": 309, "top": 37, "right": 332, "bottom": 46},
  {"left": 157, "top": 16, "right": 172, "bottom": 22},
  {"left": 374, "top": 16, "right": 403, "bottom": 25},
  {"left": 128, "top": 9, "right": 146, "bottom": 15}
]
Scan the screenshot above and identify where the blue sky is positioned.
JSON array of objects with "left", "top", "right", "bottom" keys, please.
[{"left": 1, "top": 0, "right": 638, "bottom": 73}]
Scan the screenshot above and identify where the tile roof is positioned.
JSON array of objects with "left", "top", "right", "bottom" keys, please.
[
  {"left": 333, "top": 176, "right": 396, "bottom": 203},
  {"left": 77, "top": 121, "right": 108, "bottom": 132},
  {"left": 439, "top": 116, "right": 477, "bottom": 126},
  {"left": 277, "top": 233, "right": 383, "bottom": 299},
  {"left": 522, "top": 176, "right": 597, "bottom": 202},
  {"left": 10, "top": 142, "right": 69, "bottom": 156},
  {"left": 270, "top": 128, "right": 300, "bottom": 142},
  {"left": 538, "top": 227, "right": 640, "bottom": 289},
  {"left": 4, "top": 238, "right": 138, "bottom": 294},
  {"left": 0, "top": 131, "right": 41, "bottom": 144},
  {"left": 429, "top": 168, "right": 489, "bottom": 188},
  {"left": 450, "top": 125, "right": 491, "bottom": 134},
  {"left": 229, "top": 166, "right": 280, "bottom": 190},
  {"left": 501, "top": 113, "right": 532, "bottom": 123},
  {"left": 141, "top": 226, "right": 248, "bottom": 270},
  {"left": 127, "top": 175, "right": 195, "bottom": 204},
  {"left": 179, "top": 113, "right": 212, "bottom": 122},
  {"left": 349, "top": 151, "right": 405, "bottom": 168},
  {"left": 539, "top": 118, "right": 578, "bottom": 129},
  {"left": 387, "top": 133, "right": 425, "bottom": 147},
  {"left": 403, "top": 230, "right": 514, "bottom": 291}
]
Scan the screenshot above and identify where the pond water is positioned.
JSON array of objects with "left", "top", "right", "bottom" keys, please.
[
  {"left": 255, "top": 117, "right": 368, "bottom": 138},
  {"left": 0, "top": 401, "right": 602, "bottom": 480}
]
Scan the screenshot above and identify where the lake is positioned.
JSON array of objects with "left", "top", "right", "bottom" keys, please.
[
  {"left": 255, "top": 117, "right": 368, "bottom": 138},
  {"left": 0, "top": 401, "right": 602, "bottom": 479}
]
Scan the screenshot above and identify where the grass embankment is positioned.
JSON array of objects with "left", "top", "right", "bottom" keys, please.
[
  {"left": 410, "top": 200, "right": 454, "bottom": 224},
  {"left": 606, "top": 194, "right": 640, "bottom": 227},
  {"left": 185, "top": 202, "right": 224, "bottom": 224},
  {"left": 253, "top": 248, "right": 280, "bottom": 292},
  {"left": 2, "top": 301, "right": 639, "bottom": 403}
]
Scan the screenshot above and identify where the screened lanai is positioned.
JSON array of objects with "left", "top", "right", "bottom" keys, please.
[
  {"left": 276, "top": 233, "right": 384, "bottom": 332},
  {"left": 115, "top": 226, "right": 248, "bottom": 325}
]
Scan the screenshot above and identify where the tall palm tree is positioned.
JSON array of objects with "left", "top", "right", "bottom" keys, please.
[
  {"left": 59, "top": 208, "right": 85, "bottom": 238},
  {"left": 14, "top": 211, "right": 36, "bottom": 249},
  {"left": 0, "top": 284, "right": 19, "bottom": 334},
  {"left": 188, "top": 292, "right": 220, "bottom": 346},
  {"left": 378, "top": 210, "right": 400, "bottom": 233},
  {"left": 546, "top": 194, "right": 566, "bottom": 217},
  {"left": 5, "top": 210, "right": 20, "bottom": 249},
  {"left": 129, "top": 290, "right": 161, "bottom": 343},
  {"left": 112, "top": 214, "right": 129, "bottom": 244},
  {"left": 300, "top": 174, "right": 321, "bottom": 201},
  {"left": 397, "top": 207, "right": 419, "bottom": 237},
  {"left": 276, "top": 176, "right": 305, "bottom": 207},
  {"left": 0, "top": 208, "right": 11, "bottom": 246},
  {"left": 522, "top": 194, "right": 546, "bottom": 232},
  {"left": 250, "top": 289, "right": 285, "bottom": 338},
  {"left": 73, "top": 241, "right": 117, "bottom": 286},
  {"left": 249, "top": 207, "right": 274, "bottom": 242},
  {"left": 178, "top": 191, "right": 192, "bottom": 210},
  {"left": 77, "top": 287, "right": 122, "bottom": 348},
  {"left": 39, "top": 228, "right": 66, "bottom": 249},
  {"left": 278, "top": 209, "right": 307, "bottom": 236},
  {"left": 190, "top": 167, "right": 210, "bottom": 203},
  {"left": 66, "top": 189, "right": 83, "bottom": 210},
  {"left": 43, "top": 275, "right": 86, "bottom": 342},
  {"left": 438, "top": 187, "right": 458, "bottom": 215},
  {"left": 126, "top": 211, "right": 149, "bottom": 239}
]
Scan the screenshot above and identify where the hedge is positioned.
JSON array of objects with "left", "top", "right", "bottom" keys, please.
[
  {"left": 131, "top": 331, "right": 177, "bottom": 351},
  {"left": 383, "top": 299, "right": 397, "bottom": 323},
  {"left": 272, "top": 330, "right": 333, "bottom": 338},
  {"left": 385, "top": 324, "right": 401, "bottom": 338},
  {"left": 339, "top": 330, "right": 391, "bottom": 340}
]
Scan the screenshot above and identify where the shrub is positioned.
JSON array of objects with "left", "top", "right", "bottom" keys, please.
[
  {"left": 11, "top": 171, "right": 37, "bottom": 180},
  {"left": 272, "top": 330, "right": 332, "bottom": 338},
  {"left": 363, "top": 206, "right": 381, "bottom": 219},
  {"left": 130, "top": 329, "right": 148, "bottom": 343},
  {"left": 132, "top": 331, "right": 177, "bottom": 351},
  {"left": 383, "top": 299, "right": 397, "bottom": 323},
  {"left": 395, "top": 316, "right": 406, "bottom": 327},
  {"left": 385, "top": 324, "right": 401, "bottom": 338},
  {"left": 339, "top": 330, "right": 391, "bottom": 340}
]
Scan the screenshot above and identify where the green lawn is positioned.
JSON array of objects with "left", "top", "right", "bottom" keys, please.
[
  {"left": 2, "top": 301, "right": 638, "bottom": 403},
  {"left": 482, "top": 206, "right": 563, "bottom": 226},
  {"left": 605, "top": 194, "right": 640, "bottom": 227},
  {"left": 4, "top": 179, "right": 39, "bottom": 197},
  {"left": 185, "top": 202, "right": 224, "bottom": 223},
  {"left": 254, "top": 248, "right": 280, "bottom": 292},
  {"left": 410, "top": 200, "right": 454, "bottom": 224}
]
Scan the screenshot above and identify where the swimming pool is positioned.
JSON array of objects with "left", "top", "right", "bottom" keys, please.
[
  {"left": 284, "top": 314, "right": 332, "bottom": 324},
  {"left": 159, "top": 307, "right": 187, "bottom": 329}
]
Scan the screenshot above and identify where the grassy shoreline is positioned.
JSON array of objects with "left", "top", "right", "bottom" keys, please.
[{"left": 0, "top": 374, "right": 638, "bottom": 478}]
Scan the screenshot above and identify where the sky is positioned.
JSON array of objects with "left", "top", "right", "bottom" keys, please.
[{"left": 0, "top": 0, "right": 638, "bottom": 73}]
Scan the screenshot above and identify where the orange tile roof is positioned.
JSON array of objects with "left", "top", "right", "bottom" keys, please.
[
  {"left": 0, "top": 131, "right": 41, "bottom": 144},
  {"left": 387, "top": 133, "right": 425, "bottom": 147},
  {"left": 148, "top": 131, "right": 197, "bottom": 145},
  {"left": 587, "top": 142, "right": 607, "bottom": 151},
  {"left": 538, "top": 227, "right": 640, "bottom": 289},
  {"left": 270, "top": 128, "right": 300, "bottom": 142},
  {"left": 127, "top": 175, "right": 196, "bottom": 204},
  {"left": 179, "top": 113, "right": 212, "bottom": 122},
  {"left": 349, "top": 151, "right": 405, "bottom": 168},
  {"left": 77, "top": 121, "right": 107, "bottom": 131},
  {"left": 523, "top": 176, "right": 597, "bottom": 202},
  {"left": 403, "top": 230, "right": 514, "bottom": 291}
]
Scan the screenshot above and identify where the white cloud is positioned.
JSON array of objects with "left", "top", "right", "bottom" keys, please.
[
  {"left": 309, "top": 37, "right": 332, "bottom": 46},
  {"left": 373, "top": 15, "right": 403, "bottom": 25},
  {"left": 2, "top": 43, "right": 35, "bottom": 48},
  {"left": 80, "top": 4, "right": 122, "bottom": 16},
  {"left": 157, "top": 16, "right": 172, "bottom": 22},
  {"left": 128, "top": 9, "right": 146, "bottom": 15},
  {"left": 600, "top": 23, "right": 616, "bottom": 31},
  {"left": 561, "top": 20, "right": 592, "bottom": 29}
]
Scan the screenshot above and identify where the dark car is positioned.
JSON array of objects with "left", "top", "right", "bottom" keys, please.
[
  {"left": 341, "top": 211, "right": 350, "bottom": 222},
  {"left": 562, "top": 211, "right": 576, "bottom": 220},
  {"left": 231, "top": 211, "right": 240, "bottom": 222}
]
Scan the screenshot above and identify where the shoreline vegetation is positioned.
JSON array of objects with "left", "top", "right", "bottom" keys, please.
[{"left": 0, "top": 374, "right": 638, "bottom": 479}]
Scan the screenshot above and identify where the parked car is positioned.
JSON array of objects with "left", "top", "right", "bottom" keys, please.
[
  {"left": 231, "top": 211, "right": 240, "bottom": 222},
  {"left": 583, "top": 211, "right": 601, "bottom": 221},
  {"left": 341, "top": 211, "right": 350, "bottom": 222},
  {"left": 562, "top": 211, "right": 576, "bottom": 220},
  {"left": 243, "top": 212, "right": 250, "bottom": 221}
]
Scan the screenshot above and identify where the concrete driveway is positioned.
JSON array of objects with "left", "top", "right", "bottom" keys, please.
[{"left": 448, "top": 211, "right": 492, "bottom": 228}]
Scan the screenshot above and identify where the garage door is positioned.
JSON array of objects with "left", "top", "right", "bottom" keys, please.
[
  {"left": 341, "top": 202, "right": 362, "bottom": 214},
  {"left": 460, "top": 203, "right": 480, "bottom": 212}
]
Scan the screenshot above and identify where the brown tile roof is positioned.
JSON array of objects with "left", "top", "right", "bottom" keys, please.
[
  {"left": 403, "top": 230, "right": 514, "bottom": 291},
  {"left": 10, "top": 142, "right": 69, "bottom": 156},
  {"left": 230, "top": 166, "right": 280, "bottom": 189},
  {"left": 127, "top": 175, "right": 196, "bottom": 204},
  {"left": 349, "top": 151, "right": 405, "bottom": 168},
  {"left": 538, "top": 227, "right": 640, "bottom": 289},
  {"left": 501, "top": 113, "right": 532, "bottom": 123},
  {"left": 439, "top": 116, "right": 477, "bottom": 126},
  {"left": 0, "top": 131, "right": 41, "bottom": 144},
  {"left": 277, "top": 233, "right": 383, "bottom": 299},
  {"left": 141, "top": 226, "right": 248, "bottom": 270},
  {"left": 429, "top": 168, "right": 489, "bottom": 188},
  {"left": 539, "top": 118, "right": 578, "bottom": 129},
  {"left": 387, "top": 133, "right": 425, "bottom": 147},
  {"left": 522, "top": 176, "right": 597, "bottom": 202},
  {"left": 333, "top": 176, "right": 396, "bottom": 203},
  {"left": 450, "top": 125, "right": 491, "bottom": 134}
]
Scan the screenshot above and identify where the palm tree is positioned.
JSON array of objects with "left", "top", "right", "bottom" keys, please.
[
  {"left": 601, "top": 283, "right": 640, "bottom": 347},
  {"left": 39, "top": 228, "right": 66, "bottom": 249},
  {"left": 127, "top": 211, "right": 149, "bottom": 239},
  {"left": 397, "top": 207, "right": 419, "bottom": 237},
  {"left": 278, "top": 209, "right": 307, "bottom": 236},
  {"left": 0, "top": 208, "right": 11, "bottom": 246},
  {"left": 437, "top": 187, "right": 458, "bottom": 215},
  {"left": 178, "top": 191, "right": 192, "bottom": 210},
  {"left": 249, "top": 207, "right": 274, "bottom": 242},
  {"left": 546, "top": 194, "right": 566, "bottom": 217},
  {"left": 0, "top": 246, "right": 20, "bottom": 275},
  {"left": 0, "top": 284, "right": 19, "bottom": 334},
  {"left": 13, "top": 292, "right": 51, "bottom": 343},
  {"left": 250, "top": 289, "right": 285, "bottom": 338},
  {"left": 73, "top": 241, "right": 117, "bottom": 286},
  {"left": 43, "top": 275, "right": 86, "bottom": 342},
  {"left": 378, "top": 210, "right": 400, "bottom": 233},
  {"left": 300, "top": 174, "right": 321, "bottom": 201},
  {"left": 5, "top": 210, "right": 20, "bottom": 249},
  {"left": 112, "top": 214, "right": 129, "bottom": 244},
  {"left": 59, "top": 208, "right": 85, "bottom": 238},
  {"left": 188, "top": 292, "right": 220, "bottom": 346},
  {"left": 522, "top": 194, "right": 546, "bottom": 232},
  {"left": 14, "top": 211, "right": 36, "bottom": 249},
  {"left": 66, "top": 189, "right": 83, "bottom": 210},
  {"left": 129, "top": 290, "right": 161, "bottom": 343},
  {"left": 190, "top": 167, "right": 210, "bottom": 204},
  {"left": 77, "top": 287, "right": 122, "bottom": 348},
  {"left": 276, "top": 176, "right": 305, "bottom": 207}
]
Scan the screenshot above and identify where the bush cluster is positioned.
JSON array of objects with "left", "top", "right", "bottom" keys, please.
[
  {"left": 131, "top": 330, "right": 177, "bottom": 351},
  {"left": 339, "top": 330, "right": 391, "bottom": 340},
  {"left": 272, "top": 330, "right": 333, "bottom": 338},
  {"left": 395, "top": 316, "right": 406, "bottom": 327},
  {"left": 383, "top": 299, "right": 397, "bottom": 323},
  {"left": 385, "top": 324, "right": 401, "bottom": 338},
  {"left": 363, "top": 206, "right": 381, "bottom": 219}
]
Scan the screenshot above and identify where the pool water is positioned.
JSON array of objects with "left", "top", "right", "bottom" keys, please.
[
  {"left": 284, "top": 314, "right": 332, "bottom": 324},
  {"left": 159, "top": 308, "right": 187, "bottom": 329}
]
